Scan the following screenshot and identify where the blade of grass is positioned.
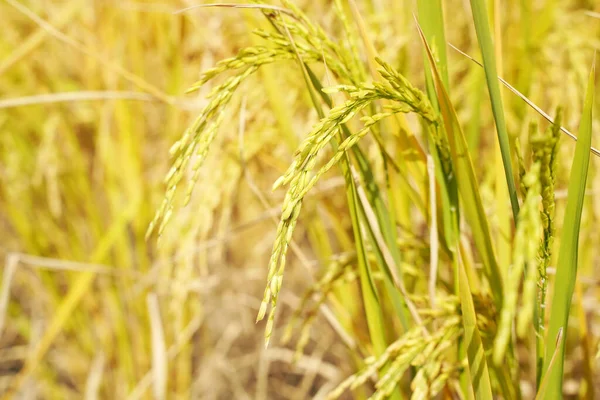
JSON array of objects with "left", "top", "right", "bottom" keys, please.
[
  {"left": 575, "top": 278, "right": 595, "bottom": 398},
  {"left": 416, "top": 19, "right": 497, "bottom": 398},
  {"left": 353, "top": 150, "right": 412, "bottom": 330},
  {"left": 416, "top": 0, "right": 449, "bottom": 91},
  {"left": 416, "top": 0, "right": 460, "bottom": 262},
  {"left": 540, "top": 59, "right": 595, "bottom": 398},
  {"left": 414, "top": 7, "right": 471, "bottom": 396},
  {"left": 468, "top": 0, "right": 520, "bottom": 221},
  {"left": 341, "top": 139, "right": 390, "bottom": 366},
  {"left": 416, "top": 20, "right": 503, "bottom": 308},
  {"left": 0, "top": 91, "right": 157, "bottom": 109},
  {"left": 487, "top": 11, "right": 520, "bottom": 396},
  {"left": 535, "top": 328, "right": 564, "bottom": 400}
]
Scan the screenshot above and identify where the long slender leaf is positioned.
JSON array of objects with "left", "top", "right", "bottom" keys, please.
[
  {"left": 416, "top": 21, "right": 503, "bottom": 308},
  {"left": 469, "top": 0, "right": 520, "bottom": 221},
  {"left": 416, "top": 19, "right": 495, "bottom": 399},
  {"left": 416, "top": 0, "right": 449, "bottom": 91},
  {"left": 541, "top": 60, "right": 595, "bottom": 398},
  {"left": 415, "top": 6, "right": 471, "bottom": 396},
  {"left": 417, "top": 0, "right": 460, "bottom": 254},
  {"left": 536, "top": 328, "right": 564, "bottom": 400}
]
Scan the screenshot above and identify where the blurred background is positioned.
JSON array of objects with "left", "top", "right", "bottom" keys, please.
[{"left": 1, "top": 0, "right": 599, "bottom": 399}]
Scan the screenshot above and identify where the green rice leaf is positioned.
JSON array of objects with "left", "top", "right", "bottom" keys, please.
[
  {"left": 416, "top": 20, "right": 503, "bottom": 308},
  {"left": 416, "top": 0, "right": 449, "bottom": 91},
  {"left": 416, "top": 0, "right": 460, "bottom": 255},
  {"left": 540, "top": 59, "right": 595, "bottom": 398},
  {"left": 468, "top": 0, "right": 520, "bottom": 222},
  {"left": 416, "top": 20, "right": 494, "bottom": 398}
]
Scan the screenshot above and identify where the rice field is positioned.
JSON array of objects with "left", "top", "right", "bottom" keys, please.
[{"left": 1, "top": 0, "right": 600, "bottom": 399}]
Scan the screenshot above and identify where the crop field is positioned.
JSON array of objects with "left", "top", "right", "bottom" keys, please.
[{"left": 1, "top": 0, "right": 600, "bottom": 399}]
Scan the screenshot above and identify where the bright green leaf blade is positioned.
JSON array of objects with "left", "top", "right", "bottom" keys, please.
[
  {"left": 416, "top": 19, "right": 496, "bottom": 399},
  {"left": 536, "top": 328, "right": 564, "bottom": 400},
  {"left": 416, "top": 20, "right": 503, "bottom": 308},
  {"left": 417, "top": 0, "right": 461, "bottom": 254},
  {"left": 469, "top": 0, "right": 520, "bottom": 222},
  {"left": 417, "top": 0, "right": 449, "bottom": 91},
  {"left": 541, "top": 60, "right": 595, "bottom": 398}
]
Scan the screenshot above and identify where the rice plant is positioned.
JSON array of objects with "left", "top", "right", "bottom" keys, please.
[
  {"left": 2, "top": 0, "right": 599, "bottom": 398},
  {"left": 148, "top": 1, "right": 599, "bottom": 398}
]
